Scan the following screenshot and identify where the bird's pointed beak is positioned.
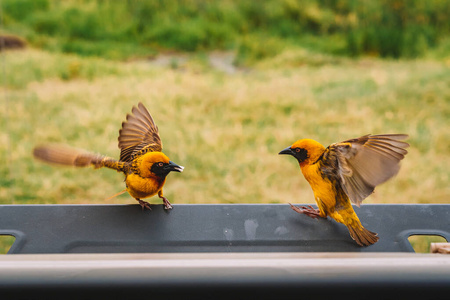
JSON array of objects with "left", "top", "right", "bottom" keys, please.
[
  {"left": 279, "top": 147, "right": 294, "bottom": 156},
  {"left": 168, "top": 161, "right": 184, "bottom": 173}
]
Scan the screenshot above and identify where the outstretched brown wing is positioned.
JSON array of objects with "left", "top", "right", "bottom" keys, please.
[
  {"left": 327, "top": 134, "right": 409, "bottom": 206},
  {"left": 118, "top": 103, "right": 162, "bottom": 162}
]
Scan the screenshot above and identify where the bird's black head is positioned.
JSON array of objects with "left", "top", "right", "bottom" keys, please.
[
  {"left": 150, "top": 161, "right": 184, "bottom": 178},
  {"left": 278, "top": 146, "right": 308, "bottom": 163}
]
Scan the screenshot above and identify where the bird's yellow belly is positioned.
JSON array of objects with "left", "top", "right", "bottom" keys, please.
[
  {"left": 125, "top": 174, "right": 165, "bottom": 199},
  {"left": 301, "top": 164, "right": 336, "bottom": 214}
]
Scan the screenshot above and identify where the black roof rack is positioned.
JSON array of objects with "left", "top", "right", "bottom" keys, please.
[
  {"left": 1, "top": 204, "right": 449, "bottom": 299},
  {"left": 1, "top": 204, "right": 449, "bottom": 253}
]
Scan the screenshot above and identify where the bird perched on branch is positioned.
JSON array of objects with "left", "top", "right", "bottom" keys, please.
[
  {"left": 279, "top": 134, "right": 409, "bottom": 246},
  {"left": 33, "top": 103, "right": 184, "bottom": 210}
]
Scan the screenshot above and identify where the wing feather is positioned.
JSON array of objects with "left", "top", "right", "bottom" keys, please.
[
  {"left": 328, "top": 134, "right": 409, "bottom": 206},
  {"left": 118, "top": 103, "right": 162, "bottom": 162}
]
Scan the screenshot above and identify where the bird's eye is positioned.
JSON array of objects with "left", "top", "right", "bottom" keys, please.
[
  {"left": 295, "top": 148, "right": 301, "bottom": 153},
  {"left": 157, "top": 162, "right": 164, "bottom": 167}
]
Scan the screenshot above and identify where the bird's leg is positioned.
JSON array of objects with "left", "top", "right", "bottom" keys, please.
[
  {"left": 158, "top": 190, "right": 173, "bottom": 210},
  {"left": 137, "top": 198, "right": 152, "bottom": 211},
  {"left": 289, "top": 203, "right": 323, "bottom": 219},
  {"left": 161, "top": 197, "right": 173, "bottom": 210}
]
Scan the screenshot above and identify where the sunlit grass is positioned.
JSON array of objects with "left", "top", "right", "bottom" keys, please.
[
  {"left": 408, "top": 235, "right": 448, "bottom": 253},
  {"left": 1, "top": 49, "right": 449, "bottom": 207},
  {"left": 0, "top": 236, "right": 15, "bottom": 254}
]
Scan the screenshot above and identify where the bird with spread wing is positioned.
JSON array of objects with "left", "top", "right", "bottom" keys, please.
[
  {"left": 279, "top": 134, "right": 409, "bottom": 246},
  {"left": 33, "top": 103, "right": 183, "bottom": 210}
]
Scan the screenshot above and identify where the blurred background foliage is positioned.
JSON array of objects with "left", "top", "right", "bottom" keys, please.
[{"left": 2, "top": 0, "right": 450, "bottom": 63}]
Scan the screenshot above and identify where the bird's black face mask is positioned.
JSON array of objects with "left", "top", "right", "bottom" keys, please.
[
  {"left": 151, "top": 161, "right": 184, "bottom": 177},
  {"left": 279, "top": 147, "right": 308, "bottom": 163}
]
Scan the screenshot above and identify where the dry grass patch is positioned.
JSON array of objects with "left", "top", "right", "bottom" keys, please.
[{"left": 1, "top": 49, "right": 449, "bottom": 206}]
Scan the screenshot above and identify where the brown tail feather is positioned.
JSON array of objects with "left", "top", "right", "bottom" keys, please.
[
  {"left": 348, "top": 226, "right": 379, "bottom": 247},
  {"left": 33, "top": 144, "right": 105, "bottom": 167},
  {"left": 34, "top": 144, "right": 129, "bottom": 173}
]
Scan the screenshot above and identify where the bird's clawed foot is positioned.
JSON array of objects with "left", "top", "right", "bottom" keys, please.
[
  {"left": 161, "top": 197, "right": 173, "bottom": 210},
  {"left": 289, "top": 203, "right": 322, "bottom": 219},
  {"left": 137, "top": 199, "right": 152, "bottom": 211}
]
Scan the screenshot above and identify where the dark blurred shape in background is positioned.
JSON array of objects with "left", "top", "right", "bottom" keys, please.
[{"left": 0, "top": 34, "right": 27, "bottom": 50}]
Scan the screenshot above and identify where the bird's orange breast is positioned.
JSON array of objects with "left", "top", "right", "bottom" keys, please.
[
  {"left": 300, "top": 162, "right": 338, "bottom": 214},
  {"left": 125, "top": 173, "right": 165, "bottom": 199}
]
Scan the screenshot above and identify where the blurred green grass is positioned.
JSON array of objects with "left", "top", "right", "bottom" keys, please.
[
  {"left": 0, "top": 236, "right": 15, "bottom": 254},
  {"left": 408, "top": 235, "right": 448, "bottom": 253},
  {"left": 2, "top": 0, "right": 450, "bottom": 63}
]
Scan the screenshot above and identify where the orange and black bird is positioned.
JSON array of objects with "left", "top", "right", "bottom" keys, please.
[
  {"left": 279, "top": 134, "right": 409, "bottom": 246},
  {"left": 33, "top": 103, "right": 184, "bottom": 210}
]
